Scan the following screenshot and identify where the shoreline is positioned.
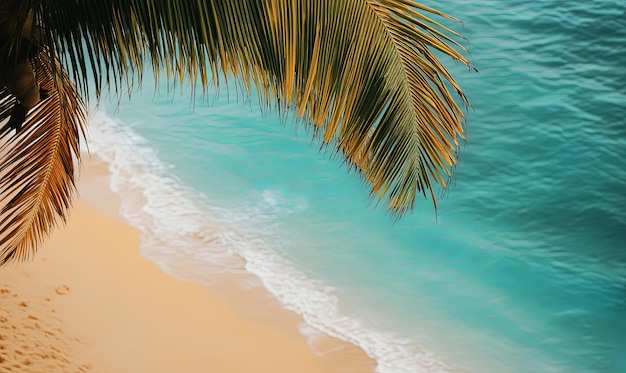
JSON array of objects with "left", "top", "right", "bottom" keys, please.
[{"left": 0, "top": 156, "right": 376, "bottom": 372}]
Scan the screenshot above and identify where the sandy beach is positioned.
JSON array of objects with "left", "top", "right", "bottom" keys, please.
[{"left": 0, "top": 157, "right": 375, "bottom": 373}]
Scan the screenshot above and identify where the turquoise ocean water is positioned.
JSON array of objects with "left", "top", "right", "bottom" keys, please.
[{"left": 86, "top": 1, "right": 625, "bottom": 372}]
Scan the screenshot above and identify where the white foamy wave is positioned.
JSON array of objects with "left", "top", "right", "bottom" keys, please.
[
  {"left": 86, "top": 109, "right": 453, "bottom": 373},
  {"left": 87, "top": 110, "right": 244, "bottom": 277}
]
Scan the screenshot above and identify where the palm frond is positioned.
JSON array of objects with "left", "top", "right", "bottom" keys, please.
[
  {"left": 1, "top": 0, "right": 472, "bottom": 264},
  {"left": 0, "top": 0, "right": 471, "bottom": 265},
  {"left": 0, "top": 52, "right": 85, "bottom": 265},
  {"left": 38, "top": 0, "right": 473, "bottom": 216}
]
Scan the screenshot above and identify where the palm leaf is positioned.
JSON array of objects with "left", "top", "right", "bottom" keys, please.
[
  {"left": 41, "top": 0, "right": 473, "bottom": 209},
  {"left": 1, "top": 0, "right": 473, "bottom": 264},
  {"left": 0, "top": 51, "right": 85, "bottom": 265}
]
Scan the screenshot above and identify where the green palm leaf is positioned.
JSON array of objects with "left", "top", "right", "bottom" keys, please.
[{"left": 0, "top": 0, "right": 473, "bottom": 264}]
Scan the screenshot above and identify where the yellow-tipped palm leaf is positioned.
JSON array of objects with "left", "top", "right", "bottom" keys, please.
[{"left": 0, "top": 0, "right": 474, "bottom": 265}]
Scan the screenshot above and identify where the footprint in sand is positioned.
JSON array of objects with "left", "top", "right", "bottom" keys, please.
[
  {"left": 1, "top": 288, "right": 17, "bottom": 299},
  {"left": 55, "top": 286, "right": 70, "bottom": 295}
]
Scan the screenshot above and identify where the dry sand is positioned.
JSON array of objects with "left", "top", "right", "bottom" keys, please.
[{"left": 0, "top": 158, "right": 375, "bottom": 373}]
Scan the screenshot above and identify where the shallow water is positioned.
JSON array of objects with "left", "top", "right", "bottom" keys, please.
[{"left": 87, "top": 1, "right": 626, "bottom": 371}]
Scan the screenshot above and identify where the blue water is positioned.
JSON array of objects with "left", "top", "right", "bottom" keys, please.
[{"left": 87, "top": 1, "right": 626, "bottom": 372}]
